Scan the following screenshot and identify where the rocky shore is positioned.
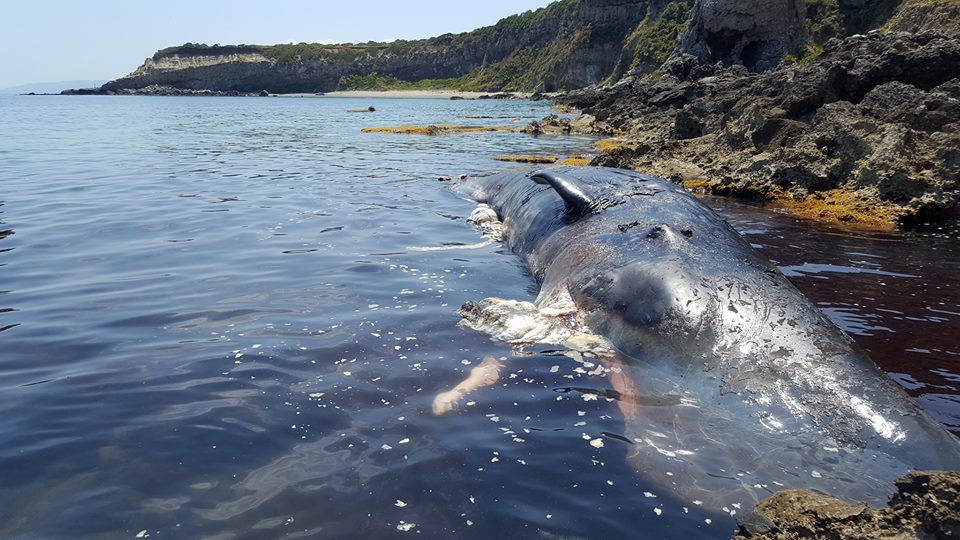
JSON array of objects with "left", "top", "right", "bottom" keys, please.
[
  {"left": 556, "top": 28, "right": 960, "bottom": 228},
  {"left": 733, "top": 471, "right": 960, "bottom": 539},
  {"left": 62, "top": 85, "right": 265, "bottom": 97}
]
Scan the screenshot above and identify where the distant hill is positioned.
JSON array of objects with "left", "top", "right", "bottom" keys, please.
[
  {"left": 95, "top": 0, "right": 653, "bottom": 95},
  {"left": 1, "top": 80, "right": 108, "bottom": 95}
]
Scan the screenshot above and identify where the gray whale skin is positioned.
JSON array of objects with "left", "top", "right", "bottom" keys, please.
[{"left": 459, "top": 165, "right": 960, "bottom": 509}]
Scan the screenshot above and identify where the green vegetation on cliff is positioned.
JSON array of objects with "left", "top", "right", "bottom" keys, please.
[
  {"left": 804, "top": 0, "right": 844, "bottom": 43},
  {"left": 341, "top": 72, "right": 472, "bottom": 91},
  {"left": 624, "top": 0, "right": 696, "bottom": 71},
  {"left": 152, "top": 43, "right": 263, "bottom": 60},
  {"left": 457, "top": 26, "right": 592, "bottom": 92}
]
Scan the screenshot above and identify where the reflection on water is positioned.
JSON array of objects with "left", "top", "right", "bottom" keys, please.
[
  {"left": 709, "top": 196, "right": 960, "bottom": 435},
  {"left": 0, "top": 95, "right": 957, "bottom": 539}
]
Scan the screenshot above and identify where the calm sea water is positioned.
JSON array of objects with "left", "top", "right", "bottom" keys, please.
[{"left": 0, "top": 95, "right": 957, "bottom": 540}]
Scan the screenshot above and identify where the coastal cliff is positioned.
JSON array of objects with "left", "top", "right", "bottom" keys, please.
[
  {"left": 93, "top": 0, "right": 653, "bottom": 94},
  {"left": 555, "top": 0, "right": 960, "bottom": 228}
]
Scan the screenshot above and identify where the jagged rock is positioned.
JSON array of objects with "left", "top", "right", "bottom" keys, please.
[
  {"left": 676, "top": 0, "right": 807, "bottom": 71},
  {"left": 563, "top": 31, "right": 960, "bottom": 227},
  {"left": 522, "top": 114, "right": 607, "bottom": 135},
  {"left": 733, "top": 471, "right": 960, "bottom": 540}
]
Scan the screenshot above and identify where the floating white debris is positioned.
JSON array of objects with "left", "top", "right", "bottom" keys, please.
[
  {"left": 135, "top": 531, "right": 149, "bottom": 539},
  {"left": 811, "top": 470, "right": 823, "bottom": 478},
  {"left": 550, "top": 365, "right": 559, "bottom": 373},
  {"left": 382, "top": 444, "right": 393, "bottom": 450},
  {"left": 395, "top": 500, "right": 407, "bottom": 508},
  {"left": 644, "top": 492, "right": 656, "bottom": 498},
  {"left": 398, "top": 438, "right": 410, "bottom": 445},
  {"left": 654, "top": 508, "right": 662, "bottom": 516},
  {"left": 590, "top": 439, "right": 604, "bottom": 449},
  {"left": 466, "top": 520, "right": 473, "bottom": 526},
  {"left": 252, "top": 344, "right": 262, "bottom": 349},
  {"left": 582, "top": 394, "right": 598, "bottom": 401},
  {"left": 705, "top": 519, "right": 712, "bottom": 525},
  {"left": 578, "top": 411, "right": 586, "bottom": 417},
  {"left": 607, "top": 480, "right": 614, "bottom": 486},
  {"left": 397, "top": 522, "right": 415, "bottom": 532}
]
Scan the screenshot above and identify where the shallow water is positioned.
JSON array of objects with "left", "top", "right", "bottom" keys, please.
[{"left": 0, "top": 95, "right": 957, "bottom": 539}]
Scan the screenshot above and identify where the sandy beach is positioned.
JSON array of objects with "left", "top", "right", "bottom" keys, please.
[{"left": 274, "top": 90, "right": 534, "bottom": 99}]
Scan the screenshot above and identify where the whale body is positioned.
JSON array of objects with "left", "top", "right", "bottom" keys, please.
[{"left": 456, "top": 166, "right": 960, "bottom": 510}]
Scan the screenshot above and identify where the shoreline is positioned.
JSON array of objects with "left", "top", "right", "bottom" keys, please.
[{"left": 277, "top": 90, "right": 535, "bottom": 100}]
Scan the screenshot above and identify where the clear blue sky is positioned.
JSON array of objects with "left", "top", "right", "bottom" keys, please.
[{"left": 0, "top": 0, "right": 554, "bottom": 88}]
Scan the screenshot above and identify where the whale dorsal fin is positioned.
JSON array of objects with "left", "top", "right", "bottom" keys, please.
[{"left": 530, "top": 170, "right": 594, "bottom": 217}]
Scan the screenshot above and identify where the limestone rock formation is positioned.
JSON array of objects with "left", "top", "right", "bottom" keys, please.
[
  {"left": 563, "top": 31, "right": 960, "bottom": 227},
  {"left": 887, "top": 0, "right": 960, "bottom": 34},
  {"left": 676, "top": 0, "right": 807, "bottom": 71}
]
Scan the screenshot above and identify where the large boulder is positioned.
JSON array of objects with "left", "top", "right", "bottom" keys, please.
[{"left": 676, "top": 0, "right": 807, "bottom": 71}]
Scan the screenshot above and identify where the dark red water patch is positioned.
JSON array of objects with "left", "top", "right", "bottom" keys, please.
[{"left": 706, "top": 196, "right": 960, "bottom": 434}]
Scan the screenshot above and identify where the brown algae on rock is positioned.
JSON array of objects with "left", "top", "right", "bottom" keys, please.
[
  {"left": 595, "top": 138, "right": 634, "bottom": 152},
  {"left": 361, "top": 125, "right": 515, "bottom": 135},
  {"left": 683, "top": 179, "right": 903, "bottom": 230},
  {"left": 492, "top": 155, "right": 559, "bottom": 164},
  {"left": 558, "top": 156, "right": 592, "bottom": 166}
]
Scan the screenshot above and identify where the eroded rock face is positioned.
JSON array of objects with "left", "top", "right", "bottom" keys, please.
[
  {"left": 676, "top": 0, "right": 807, "bottom": 71},
  {"left": 562, "top": 31, "right": 960, "bottom": 227},
  {"left": 887, "top": 0, "right": 960, "bottom": 35}
]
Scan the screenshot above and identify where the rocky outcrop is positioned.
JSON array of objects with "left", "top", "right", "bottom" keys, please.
[
  {"left": 732, "top": 471, "right": 960, "bottom": 539},
  {"left": 887, "top": 0, "right": 960, "bottom": 34},
  {"left": 88, "top": 0, "right": 652, "bottom": 95},
  {"left": 675, "top": 0, "right": 807, "bottom": 71},
  {"left": 560, "top": 30, "right": 960, "bottom": 227},
  {"left": 63, "top": 84, "right": 262, "bottom": 97}
]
